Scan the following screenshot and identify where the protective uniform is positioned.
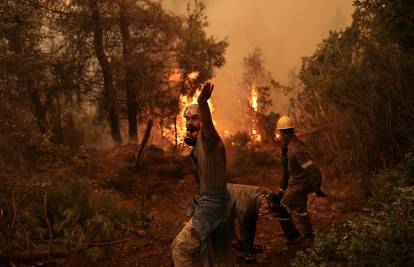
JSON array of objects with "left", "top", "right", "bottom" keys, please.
[{"left": 280, "top": 136, "right": 323, "bottom": 238}]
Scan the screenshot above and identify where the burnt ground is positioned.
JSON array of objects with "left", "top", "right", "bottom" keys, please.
[{"left": 65, "top": 145, "right": 364, "bottom": 267}]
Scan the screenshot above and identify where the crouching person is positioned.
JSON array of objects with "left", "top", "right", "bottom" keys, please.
[
  {"left": 227, "top": 183, "right": 270, "bottom": 262},
  {"left": 227, "top": 183, "right": 299, "bottom": 262},
  {"left": 171, "top": 83, "right": 233, "bottom": 267}
]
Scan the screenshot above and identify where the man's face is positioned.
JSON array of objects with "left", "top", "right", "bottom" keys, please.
[
  {"left": 279, "top": 131, "right": 291, "bottom": 145},
  {"left": 185, "top": 114, "right": 201, "bottom": 141}
]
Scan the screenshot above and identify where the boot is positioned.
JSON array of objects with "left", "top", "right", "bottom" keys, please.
[
  {"left": 278, "top": 216, "right": 300, "bottom": 241},
  {"left": 296, "top": 214, "right": 314, "bottom": 240},
  {"left": 274, "top": 206, "right": 300, "bottom": 241}
]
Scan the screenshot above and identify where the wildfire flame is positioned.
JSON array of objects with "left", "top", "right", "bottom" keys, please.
[
  {"left": 248, "top": 84, "right": 261, "bottom": 142},
  {"left": 188, "top": 71, "right": 199, "bottom": 80},
  {"left": 169, "top": 70, "right": 181, "bottom": 82},
  {"left": 250, "top": 85, "right": 258, "bottom": 112},
  {"left": 169, "top": 70, "right": 199, "bottom": 82},
  {"left": 252, "top": 129, "right": 262, "bottom": 142}
]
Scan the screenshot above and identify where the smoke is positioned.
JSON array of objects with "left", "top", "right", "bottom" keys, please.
[{"left": 163, "top": 0, "right": 354, "bottom": 134}]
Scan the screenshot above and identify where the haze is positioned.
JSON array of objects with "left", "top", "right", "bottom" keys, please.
[{"left": 163, "top": 0, "right": 355, "bottom": 133}]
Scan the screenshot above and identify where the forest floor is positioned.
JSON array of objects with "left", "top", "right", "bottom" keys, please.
[{"left": 63, "top": 144, "right": 364, "bottom": 267}]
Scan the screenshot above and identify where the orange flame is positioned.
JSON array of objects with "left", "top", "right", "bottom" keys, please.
[
  {"left": 248, "top": 84, "right": 262, "bottom": 143},
  {"left": 188, "top": 71, "right": 199, "bottom": 80},
  {"left": 169, "top": 70, "right": 199, "bottom": 82},
  {"left": 252, "top": 129, "right": 262, "bottom": 142},
  {"left": 250, "top": 85, "right": 258, "bottom": 112},
  {"left": 169, "top": 70, "right": 181, "bottom": 82}
]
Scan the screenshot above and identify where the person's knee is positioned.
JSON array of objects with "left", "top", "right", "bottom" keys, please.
[{"left": 172, "top": 225, "right": 200, "bottom": 258}]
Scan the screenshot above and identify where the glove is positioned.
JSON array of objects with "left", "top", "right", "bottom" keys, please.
[{"left": 315, "top": 190, "right": 327, "bottom": 197}]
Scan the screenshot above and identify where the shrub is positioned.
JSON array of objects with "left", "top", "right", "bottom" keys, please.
[
  {"left": 0, "top": 175, "right": 138, "bottom": 253},
  {"left": 291, "top": 186, "right": 414, "bottom": 267}
]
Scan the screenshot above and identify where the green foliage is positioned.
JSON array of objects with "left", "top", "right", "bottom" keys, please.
[
  {"left": 354, "top": 0, "right": 414, "bottom": 52},
  {"left": 293, "top": 0, "right": 414, "bottom": 172},
  {"left": 0, "top": 0, "right": 228, "bottom": 148},
  {"left": 292, "top": 168, "right": 414, "bottom": 267},
  {"left": 177, "top": 0, "right": 228, "bottom": 95},
  {"left": 0, "top": 175, "right": 138, "bottom": 254}
]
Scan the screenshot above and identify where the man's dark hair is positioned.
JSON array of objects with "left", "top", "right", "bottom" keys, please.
[
  {"left": 267, "top": 193, "right": 282, "bottom": 211},
  {"left": 267, "top": 193, "right": 289, "bottom": 217}
]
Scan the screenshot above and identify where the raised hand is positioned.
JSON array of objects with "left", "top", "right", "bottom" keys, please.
[{"left": 197, "top": 82, "right": 214, "bottom": 105}]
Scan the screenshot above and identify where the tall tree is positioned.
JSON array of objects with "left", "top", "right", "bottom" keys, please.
[
  {"left": 293, "top": 0, "right": 414, "bottom": 172},
  {"left": 89, "top": 0, "right": 122, "bottom": 144},
  {"left": 118, "top": 0, "right": 137, "bottom": 143},
  {"left": 1, "top": 0, "right": 48, "bottom": 133},
  {"left": 172, "top": 0, "right": 228, "bottom": 146}
]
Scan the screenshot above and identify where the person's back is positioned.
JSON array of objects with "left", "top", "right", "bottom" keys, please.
[
  {"left": 227, "top": 183, "right": 270, "bottom": 221},
  {"left": 227, "top": 183, "right": 270, "bottom": 257}
]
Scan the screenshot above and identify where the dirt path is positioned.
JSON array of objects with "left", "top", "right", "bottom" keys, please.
[{"left": 71, "top": 146, "right": 356, "bottom": 266}]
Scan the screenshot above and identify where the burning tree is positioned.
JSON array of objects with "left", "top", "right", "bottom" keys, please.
[
  {"left": 241, "top": 48, "right": 287, "bottom": 144},
  {"left": 167, "top": 0, "right": 228, "bottom": 147}
]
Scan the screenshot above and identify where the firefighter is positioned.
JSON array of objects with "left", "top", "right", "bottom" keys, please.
[
  {"left": 276, "top": 115, "right": 327, "bottom": 240},
  {"left": 171, "top": 82, "right": 233, "bottom": 267}
]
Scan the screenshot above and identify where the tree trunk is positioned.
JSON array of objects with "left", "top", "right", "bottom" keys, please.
[
  {"left": 28, "top": 81, "right": 48, "bottom": 134},
  {"left": 119, "top": 0, "right": 138, "bottom": 144},
  {"left": 89, "top": 0, "right": 122, "bottom": 145},
  {"left": 136, "top": 118, "right": 154, "bottom": 169}
]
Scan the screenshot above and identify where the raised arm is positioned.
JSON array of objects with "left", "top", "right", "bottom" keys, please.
[{"left": 197, "top": 82, "right": 218, "bottom": 140}]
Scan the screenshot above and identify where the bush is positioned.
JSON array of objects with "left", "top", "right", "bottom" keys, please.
[
  {"left": 0, "top": 175, "right": 138, "bottom": 253},
  {"left": 292, "top": 185, "right": 414, "bottom": 267}
]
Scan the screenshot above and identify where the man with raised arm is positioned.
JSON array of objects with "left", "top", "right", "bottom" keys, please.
[{"left": 171, "top": 82, "right": 233, "bottom": 267}]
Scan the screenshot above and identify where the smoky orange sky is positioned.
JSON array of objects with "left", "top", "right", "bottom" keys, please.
[{"left": 163, "top": 0, "right": 355, "bottom": 134}]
